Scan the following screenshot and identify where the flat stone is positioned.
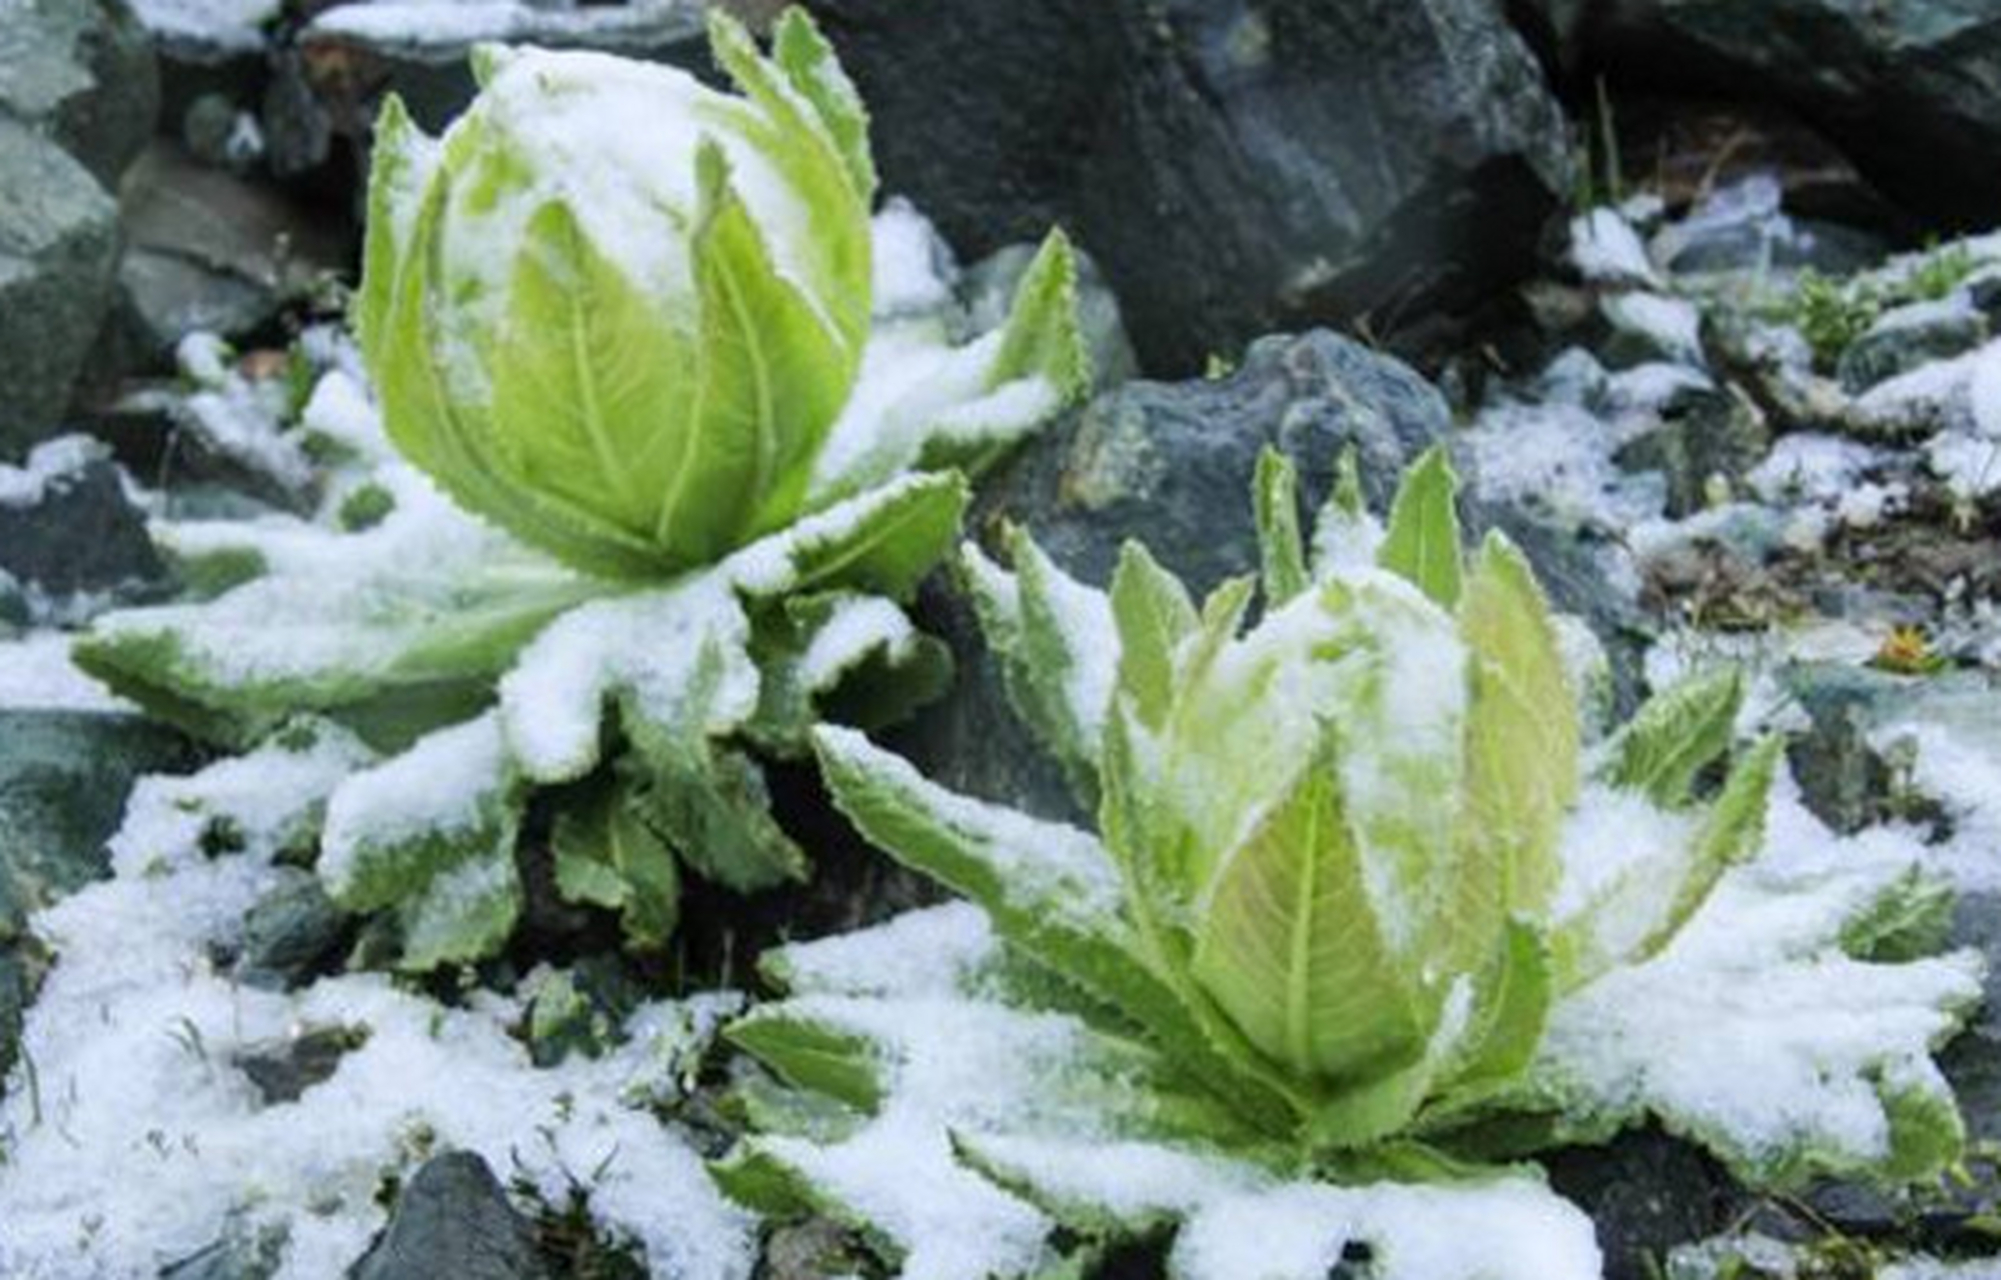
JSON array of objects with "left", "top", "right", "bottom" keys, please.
[{"left": 114, "top": 140, "right": 350, "bottom": 356}]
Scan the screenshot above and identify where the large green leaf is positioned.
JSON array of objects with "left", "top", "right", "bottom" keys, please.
[
  {"left": 1375, "top": 446, "right": 1463, "bottom": 608},
  {"left": 685, "top": 138, "right": 856, "bottom": 557},
  {"left": 489, "top": 199, "right": 696, "bottom": 560},
  {"left": 1188, "top": 741, "right": 1429, "bottom": 1100},
  {"left": 1456, "top": 533, "right": 1579, "bottom": 919}
]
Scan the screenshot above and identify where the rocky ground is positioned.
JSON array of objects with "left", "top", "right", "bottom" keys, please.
[{"left": 11, "top": 1, "right": 2001, "bottom": 1278}]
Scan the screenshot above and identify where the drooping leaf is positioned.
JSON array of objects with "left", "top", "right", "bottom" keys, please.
[
  {"left": 745, "top": 591, "right": 950, "bottom": 755},
  {"left": 1599, "top": 666, "right": 1744, "bottom": 808},
  {"left": 551, "top": 772, "right": 682, "bottom": 950},
  {"left": 738, "top": 470, "right": 968, "bottom": 602},
  {"left": 1524, "top": 792, "right": 1983, "bottom": 1189},
  {"left": 319, "top": 711, "right": 525, "bottom": 970},
  {"left": 1375, "top": 446, "right": 1463, "bottom": 608},
  {"left": 74, "top": 489, "right": 593, "bottom": 752}
]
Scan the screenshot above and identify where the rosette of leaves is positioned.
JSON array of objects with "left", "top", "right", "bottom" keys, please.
[
  {"left": 71, "top": 9, "right": 1089, "bottom": 971},
  {"left": 713, "top": 450, "right": 1983, "bottom": 1280}
]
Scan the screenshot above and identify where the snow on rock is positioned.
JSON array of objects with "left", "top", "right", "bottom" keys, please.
[
  {"left": 129, "top": 0, "right": 280, "bottom": 52},
  {"left": 1602, "top": 291, "right": 1706, "bottom": 368},
  {"left": 1569, "top": 208, "right": 1662, "bottom": 288},
  {"left": 0, "top": 434, "right": 111, "bottom": 509},
  {"left": 308, "top": 0, "right": 700, "bottom": 51},
  {"left": 0, "top": 736, "right": 755, "bottom": 1280},
  {"left": 0, "top": 632, "right": 133, "bottom": 712}
]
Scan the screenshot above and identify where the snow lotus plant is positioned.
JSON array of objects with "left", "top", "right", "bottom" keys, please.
[
  {"left": 71, "top": 10, "right": 1088, "bottom": 970},
  {"left": 713, "top": 450, "right": 1984, "bottom": 1280}
]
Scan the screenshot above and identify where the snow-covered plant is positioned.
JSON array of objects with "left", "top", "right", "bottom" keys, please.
[
  {"left": 70, "top": 10, "right": 1088, "bottom": 970},
  {"left": 713, "top": 449, "right": 1983, "bottom": 1280}
]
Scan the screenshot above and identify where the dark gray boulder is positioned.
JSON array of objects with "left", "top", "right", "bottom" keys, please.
[
  {"left": 0, "top": 118, "right": 119, "bottom": 456},
  {"left": 813, "top": 0, "right": 1572, "bottom": 373},
  {"left": 975, "top": 329, "right": 1456, "bottom": 593},
  {"left": 349, "top": 1151, "right": 548, "bottom": 1280},
  {"left": 1536, "top": 0, "right": 2001, "bottom": 232}
]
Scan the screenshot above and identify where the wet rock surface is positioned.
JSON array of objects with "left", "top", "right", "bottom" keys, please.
[{"left": 813, "top": 0, "right": 1572, "bottom": 373}]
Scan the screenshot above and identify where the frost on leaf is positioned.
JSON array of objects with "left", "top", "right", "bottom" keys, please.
[
  {"left": 1510, "top": 778, "right": 1983, "bottom": 1187},
  {"left": 719, "top": 903, "right": 1602, "bottom": 1280}
]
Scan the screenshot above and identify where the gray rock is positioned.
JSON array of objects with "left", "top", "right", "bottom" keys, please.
[
  {"left": 1612, "top": 386, "right": 1771, "bottom": 517},
  {"left": 234, "top": 1024, "right": 366, "bottom": 1105},
  {"left": 98, "top": 141, "right": 349, "bottom": 368},
  {"left": 349, "top": 1151, "right": 548, "bottom": 1280},
  {"left": 0, "top": 117, "right": 119, "bottom": 457},
  {"left": 235, "top": 871, "right": 351, "bottom": 992},
  {"left": 1784, "top": 665, "right": 1898, "bottom": 837},
  {"left": 976, "top": 329, "right": 1454, "bottom": 593},
  {"left": 1837, "top": 298, "right": 1989, "bottom": 396},
  {"left": 0, "top": 708, "right": 192, "bottom": 939},
  {"left": 815, "top": 0, "right": 1572, "bottom": 373},
  {"left": 1575, "top": 0, "right": 2001, "bottom": 230},
  {"left": 0, "top": 452, "right": 167, "bottom": 614},
  {"left": 0, "top": 0, "right": 159, "bottom": 187},
  {"left": 1543, "top": 1127, "right": 1748, "bottom": 1280},
  {"left": 896, "top": 330, "right": 1453, "bottom": 819}
]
